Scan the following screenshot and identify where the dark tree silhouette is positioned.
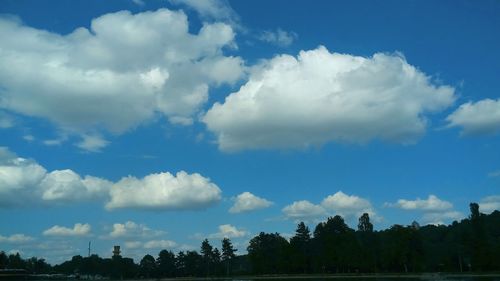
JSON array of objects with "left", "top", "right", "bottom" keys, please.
[
  {"left": 470, "top": 203, "right": 480, "bottom": 221},
  {"left": 200, "top": 239, "right": 213, "bottom": 276},
  {"left": 290, "top": 222, "right": 311, "bottom": 273},
  {"left": 247, "top": 232, "right": 290, "bottom": 274},
  {"left": 221, "top": 238, "right": 236, "bottom": 275},
  {"left": 139, "top": 254, "right": 156, "bottom": 278},
  {"left": 157, "top": 249, "right": 176, "bottom": 277},
  {"left": 358, "top": 213, "right": 373, "bottom": 232},
  {"left": 0, "top": 251, "right": 8, "bottom": 269}
]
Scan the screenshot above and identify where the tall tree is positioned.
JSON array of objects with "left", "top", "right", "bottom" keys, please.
[
  {"left": 358, "top": 213, "right": 374, "bottom": 232},
  {"left": 200, "top": 239, "right": 213, "bottom": 276},
  {"left": 313, "top": 215, "right": 356, "bottom": 273},
  {"left": 212, "top": 248, "right": 222, "bottom": 275},
  {"left": 356, "top": 213, "right": 377, "bottom": 272},
  {"left": 290, "top": 222, "right": 311, "bottom": 273},
  {"left": 221, "top": 238, "right": 237, "bottom": 275},
  {"left": 175, "top": 251, "right": 186, "bottom": 276},
  {"left": 470, "top": 203, "right": 480, "bottom": 221},
  {"left": 0, "top": 251, "right": 8, "bottom": 269}
]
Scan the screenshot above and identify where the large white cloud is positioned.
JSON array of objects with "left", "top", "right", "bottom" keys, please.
[
  {"left": 0, "top": 9, "right": 244, "bottom": 149},
  {"left": 446, "top": 98, "right": 500, "bottom": 136},
  {"left": 386, "top": 195, "right": 463, "bottom": 225},
  {"left": 387, "top": 195, "right": 453, "bottom": 211},
  {"left": 40, "top": 170, "right": 111, "bottom": 202},
  {"left": 283, "top": 191, "right": 377, "bottom": 223},
  {"left": 229, "top": 192, "right": 273, "bottom": 213},
  {"left": 203, "top": 46, "right": 455, "bottom": 151},
  {"left": 106, "top": 171, "right": 222, "bottom": 210},
  {"left": 321, "top": 191, "right": 375, "bottom": 218},
  {"left": 43, "top": 223, "right": 92, "bottom": 237},
  {"left": 0, "top": 147, "right": 223, "bottom": 211},
  {"left": 0, "top": 147, "right": 111, "bottom": 206},
  {"left": 106, "top": 221, "right": 165, "bottom": 239},
  {"left": 480, "top": 195, "right": 500, "bottom": 213}
]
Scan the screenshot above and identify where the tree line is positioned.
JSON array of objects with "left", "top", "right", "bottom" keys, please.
[
  {"left": 1, "top": 203, "right": 499, "bottom": 278},
  {"left": 247, "top": 203, "right": 499, "bottom": 274}
]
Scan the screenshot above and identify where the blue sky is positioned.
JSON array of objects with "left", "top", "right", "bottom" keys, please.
[{"left": 0, "top": 0, "right": 499, "bottom": 264}]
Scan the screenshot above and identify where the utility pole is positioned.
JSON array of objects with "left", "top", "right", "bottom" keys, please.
[{"left": 88, "top": 241, "right": 91, "bottom": 257}]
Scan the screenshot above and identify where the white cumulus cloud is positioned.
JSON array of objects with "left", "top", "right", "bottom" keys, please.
[
  {"left": 106, "top": 171, "right": 222, "bottom": 210},
  {"left": 229, "top": 192, "right": 273, "bottom": 213},
  {"left": 107, "top": 221, "right": 165, "bottom": 239},
  {"left": 0, "top": 234, "right": 34, "bottom": 243},
  {"left": 0, "top": 9, "right": 244, "bottom": 149},
  {"left": 479, "top": 195, "right": 500, "bottom": 213},
  {"left": 203, "top": 46, "right": 455, "bottom": 151},
  {"left": 208, "top": 224, "right": 248, "bottom": 239},
  {"left": 0, "top": 147, "right": 222, "bottom": 211},
  {"left": 282, "top": 200, "right": 326, "bottom": 222},
  {"left": 43, "top": 223, "right": 91, "bottom": 237},
  {"left": 321, "top": 191, "right": 375, "bottom": 218},
  {"left": 40, "top": 170, "right": 111, "bottom": 202},
  {"left": 283, "top": 191, "right": 377, "bottom": 223},
  {"left": 387, "top": 195, "right": 453, "bottom": 211},
  {"left": 446, "top": 98, "right": 500, "bottom": 136},
  {"left": 421, "top": 211, "right": 464, "bottom": 225},
  {"left": 0, "top": 147, "right": 111, "bottom": 206}
]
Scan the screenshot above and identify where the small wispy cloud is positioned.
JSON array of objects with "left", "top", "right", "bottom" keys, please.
[
  {"left": 0, "top": 111, "right": 14, "bottom": 129},
  {"left": 0, "top": 233, "right": 35, "bottom": 243},
  {"left": 258, "top": 28, "right": 298, "bottom": 47},
  {"left": 23, "top": 135, "right": 35, "bottom": 142},
  {"left": 169, "top": 0, "right": 239, "bottom": 24},
  {"left": 131, "top": 0, "right": 145, "bottom": 6},
  {"left": 488, "top": 170, "right": 500, "bottom": 178},
  {"left": 104, "top": 221, "right": 165, "bottom": 239},
  {"left": 76, "top": 134, "right": 110, "bottom": 152}
]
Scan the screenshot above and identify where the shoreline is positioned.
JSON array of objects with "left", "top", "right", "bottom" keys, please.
[{"left": 154, "top": 273, "right": 500, "bottom": 280}]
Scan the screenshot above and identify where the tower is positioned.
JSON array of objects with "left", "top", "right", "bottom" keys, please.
[{"left": 113, "top": 245, "right": 121, "bottom": 257}]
